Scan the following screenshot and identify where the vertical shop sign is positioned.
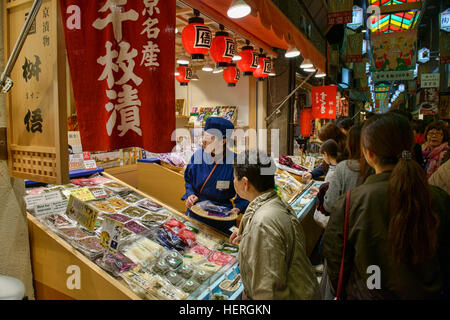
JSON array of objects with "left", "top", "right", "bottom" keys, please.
[
  {"left": 59, "top": 0, "right": 176, "bottom": 152},
  {"left": 311, "top": 86, "right": 337, "bottom": 119},
  {"left": 328, "top": 0, "right": 353, "bottom": 26}
]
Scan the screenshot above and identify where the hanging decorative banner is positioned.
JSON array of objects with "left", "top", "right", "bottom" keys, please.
[
  {"left": 371, "top": 30, "right": 417, "bottom": 80},
  {"left": 421, "top": 73, "right": 440, "bottom": 89},
  {"left": 327, "top": 0, "right": 353, "bottom": 26},
  {"left": 59, "top": 0, "right": 176, "bottom": 153},
  {"left": 346, "top": 33, "right": 364, "bottom": 62},
  {"left": 419, "top": 88, "right": 439, "bottom": 115},
  {"left": 440, "top": 31, "right": 450, "bottom": 64},
  {"left": 311, "top": 85, "right": 337, "bottom": 119}
]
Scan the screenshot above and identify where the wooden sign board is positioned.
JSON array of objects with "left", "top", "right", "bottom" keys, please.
[{"left": 4, "top": 0, "right": 69, "bottom": 184}]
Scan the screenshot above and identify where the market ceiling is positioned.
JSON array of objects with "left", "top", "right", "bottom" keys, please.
[{"left": 178, "top": 0, "right": 326, "bottom": 73}]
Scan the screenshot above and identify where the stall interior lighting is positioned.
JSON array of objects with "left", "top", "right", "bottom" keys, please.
[
  {"left": 304, "top": 67, "right": 316, "bottom": 72},
  {"left": 212, "top": 67, "right": 223, "bottom": 74},
  {"left": 300, "top": 59, "right": 314, "bottom": 69},
  {"left": 315, "top": 72, "right": 326, "bottom": 78},
  {"left": 202, "top": 64, "right": 214, "bottom": 72},
  {"left": 177, "top": 55, "right": 189, "bottom": 65},
  {"left": 227, "top": 0, "right": 251, "bottom": 19},
  {"left": 174, "top": 72, "right": 180, "bottom": 76},
  {"left": 285, "top": 47, "right": 301, "bottom": 58},
  {"left": 232, "top": 54, "right": 242, "bottom": 61}
]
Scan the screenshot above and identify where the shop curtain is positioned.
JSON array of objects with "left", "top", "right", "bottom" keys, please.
[{"left": 59, "top": 0, "right": 176, "bottom": 152}]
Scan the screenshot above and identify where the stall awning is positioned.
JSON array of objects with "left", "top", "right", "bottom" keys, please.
[{"left": 181, "top": 0, "right": 326, "bottom": 73}]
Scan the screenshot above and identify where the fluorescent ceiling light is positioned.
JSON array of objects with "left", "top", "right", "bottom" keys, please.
[
  {"left": 202, "top": 64, "right": 214, "bottom": 72},
  {"left": 304, "top": 67, "right": 316, "bottom": 72},
  {"left": 399, "top": 84, "right": 405, "bottom": 92},
  {"left": 227, "top": 0, "right": 251, "bottom": 19},
  {"left": 285, "top": 47, "right": 300, "bottom": 58},
  {"left": 212, "top": 67, "right": 223, "bottom": 74},
  {"left": 174, "top": 72, "right": 180, "bottom": 76}
]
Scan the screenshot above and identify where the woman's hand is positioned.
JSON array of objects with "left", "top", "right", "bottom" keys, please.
[
  {"left": 185, "top": 194, "right": 199, "bottom": 208},
  {"left": 229, "top": 229, "right": 241, "bottom": 245},
  {"left": 302, "top": 172, "right": 312, "bottom": 181},
  {"left": 231, "top": 208, "right": 241, "bottom": 215},
  {"left": 309, "top": 186, "right": 319, "bottom": 197}
]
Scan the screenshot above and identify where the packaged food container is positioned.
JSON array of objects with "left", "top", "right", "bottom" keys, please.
[
  {"left": 180, "top": 279, "right": 200, "bottom": 294},
  {"left": 121, "top": 206, "right": 148, "bottom": 218},
  {"left": 165, "top": 270, "right": 183, "bottom": 286},
  {"left": 152, "top": 259, "right": 170, "bottom": 275},
  {"left": 192, "top": 269, "right": 211, "bottom": 284},
  {"left": 106, "top": 213, "right": 131, "bottom": 223},
  {"left": 124, "top": 221, "right": 149, "bottom": 234},
  {"left": 208, "top": 251, "right": 236, "bottom": 267},
  {"left": 74, "top": 236, "right": 104, "bottom": 260},
  {"left": 177, "top": 263, "right": 194, "bottom": 279},
  {"left": 164, "top": 251, "right": 183, "bottom": 269}
]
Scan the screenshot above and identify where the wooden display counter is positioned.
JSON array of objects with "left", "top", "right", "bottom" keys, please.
[
  {"left": 27, "top": 172, "right": 227, "bottom": 300},
  {"left": 137, "top": 162, "right": 187, "bottom": 214}
]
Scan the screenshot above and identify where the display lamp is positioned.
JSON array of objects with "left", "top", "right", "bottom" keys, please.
[
  {"left": 315, "top": 71, "right": 326, "bottom": 78},
  {"left": 304, "top": 67, "right": 316, "bottom": 72},
  {"left": 212, "top": 67, "right": 224, "bottom": 74},
  {"left": 227, "top": 0, "right": 251, "bottom": 19},
  {"left": 399, "top": 84, "right": 405, "bottom": 92},
  {"left": 177, "top": 55, "right": 190, "bottom": 65},
  {"left": 202, "top": 63, "right": 214, "bottom": 72}
]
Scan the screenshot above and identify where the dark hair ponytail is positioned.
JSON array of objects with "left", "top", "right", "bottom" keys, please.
[{"left": 362, "top": 113, "right": 440, "bottom": 265}]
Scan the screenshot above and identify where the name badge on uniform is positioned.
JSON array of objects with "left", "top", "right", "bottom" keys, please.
[{"left": 216, "top": 181, "right": 230, "bottom": 190}]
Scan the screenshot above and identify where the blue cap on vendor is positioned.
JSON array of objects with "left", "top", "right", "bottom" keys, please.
[{"left": 181, "top": 117, "right": 248, "bottom": 236}]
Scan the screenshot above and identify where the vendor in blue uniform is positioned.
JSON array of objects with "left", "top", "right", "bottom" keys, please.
[{"left": 181, "top": 117, "right": 248, "bottom": 235}]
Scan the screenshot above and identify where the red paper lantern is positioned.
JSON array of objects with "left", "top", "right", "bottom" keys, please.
[
  {"left": 209, "top": 31, "right": 235, "bottom": 68},
  {"left": 253, "top": 54, "right": 271, "bottom": 81},
  {"left": 181, "top": 16, "right": 212, "bottom": 60},
  {"left": 300, "top": 108, "right": 313, "bottom": 137},
  {"left": 237, "top": 45, "right": 259, "bottom": 76},
  {"left": 223, "top": 64, "right": 240, "bottom": 87},
  {"left": 176, "top": 66, "right": 192, "bottom": 86}
]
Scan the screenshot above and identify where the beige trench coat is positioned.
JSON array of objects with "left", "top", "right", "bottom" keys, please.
[{"left": 238, "top": 191, "right": 320, "bottom": 300}]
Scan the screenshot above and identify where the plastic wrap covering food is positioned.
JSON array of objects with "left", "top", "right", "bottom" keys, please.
[
  {"left": 125, "top": 221, "right": 149, "bottom": 234},
  {"left": 95, "top": 252, "right": 136, "bottom": 277},
  {"left": 121, "top": 237, "right": 164, "bottom": 266},
  {"left": 180, "top": 279, "right": 200, "bottom": 294},
  {"left": 164, "top": 218, "right": 186, "bottom": 234},
  {"left": 121, "top": 192, "right": 145, "bottom": 204},
  {"left": 136, "top": 199, "right": 163, "bottom": 211},
  {"left": 148, "top": 228, "right": 188, "bottom": 251},
  {"left": 164, "top": 251, "right": 184, "bottom": 269},
  {"left": 195, "top": 200, "right": 232, "bottom": 218},
  {"left": 41, "top": 214, "right": 75, "bottom": 229},
  {"left": 195, "top": 232, "right": 222, "bottom": 249},
  {"left": 106, "top": 197, "right": 129, "bottom": 209},
  {"left": 89, "top": 200, "right": 116, "bottom": 214},
  {"left": 192, "top": 269, "right": 211, "bottom": 284},
  {"left": 157, "top": 152, "right": 187, "bottom": 168},
  {"left": 198, "top": 262, "right": 222, "bottom": 274},
  {"left": 177, "top": 263, "right": 194, "bottom": 280},
  {"left": 106, "top": 213, "right": 132, "bottom": 223},
  {"left": 190, "top": 245, "right": 213, "bottom": 258},
  {"left": 102, "top": 182, "right": 131, "bottom": 193},
  {"left": 72, "top": 236, "right": 104, "bottom": 260},
  {"left": 121, "top": 206, "right": 148, "bottom": 219},
  {"left": 183, "top": 252, "right": 207, "bottom": 265},
  {"left": 208, "top": 251, "right": 236, "bottom": 267},
  {"left": 139, "top": 212, "right": 169, "bottom": 228},
  {"left": 56, "top": 226, "right": 93, "bottom": 240},
  {"left": 217, "top": 243, "right": 239, "bottom": 255},
  {"left": 165, "top": 270, "right": 183, "bottom": 286}
]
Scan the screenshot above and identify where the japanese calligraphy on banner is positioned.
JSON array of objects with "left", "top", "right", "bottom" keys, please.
[
  {"left": 59, "top": 0, "right": 176, "bottom": 152},
  {"left": 371, "top": 30, "right": 417, "bottom": 72},
  {"left": 346, "top": 33, "right": 364, "bottom": 62},
  {"left": 328, "top": 0, "right": 353, "bottom": 26},
  {"left": 440, "top": 31, "right": 450, "bottom": 64},
  {"left": 311, "top": 86, "right": 337, "bottom": 119},
  {"left": 419, "top": 88, "right": 439, "bottom": 115}
]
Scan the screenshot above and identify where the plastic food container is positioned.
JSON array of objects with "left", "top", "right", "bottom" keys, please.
[
  {"left": 121, "top": 206, "right": 148, "bottom": 218},
  {"left": 180, "top": 279, "right": 200, "bottom": 294},
  {"left": 165, "top": 271, "right": 183, "bottom": 286},
  {"left": 192, "top": 269, "right": 211, "bottom": 284},
  {"left": 219, "top": 279, "right": 240, "bottom": 297},
  {"left": 164, "top": 251, "right": 183, "bottom": 269},
  {"left": 177, "top": 263, "right": 194, "bottom": 279}
]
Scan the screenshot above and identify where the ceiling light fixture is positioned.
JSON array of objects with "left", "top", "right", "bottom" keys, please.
[
  {"left": 177, "top": 55, "right": 189, "bottom": 65},
  {"left": 315, "top": 71, "right": 326, "bottom": 78},
  {"left": 227, "top": 0, "right": 251, "bottom": 19},
  {"left": 304, "top": 67, "right": 316, "bottom": 72},
  {"left": 285, "top": 47, "right": 300, "bottom": 58},
  {"left": 212, "top": 67, "right": 223, "bottom": 74},
  {"left": 232, "top": 54, "right": 242, "bottom": 61},
  {"left": 300, "top": 59, "right": 313, "bottom": 69}
]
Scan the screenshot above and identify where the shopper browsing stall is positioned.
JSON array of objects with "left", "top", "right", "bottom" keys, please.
[
  {"left": 323, "top": 113, "right": 450, "bottom": 299},
  {"left": 422, "top": 121, "right": 449, "bottom": 178},
  {"left": 182, "top": 117, "right": 248, "bottom": 235},
  {"left": 231, "top": 150, "right": 320, "bottom": 300}
]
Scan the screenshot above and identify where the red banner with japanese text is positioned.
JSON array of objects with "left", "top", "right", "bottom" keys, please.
[
  {"left": 311, "top": 85, "right": 337, "bottom": 119},
  {"left": 59, "top": 0, "right": 175, "bottom": 152},
  {"left": 327, "top": 0, "right": 353, "bottom": 26}
]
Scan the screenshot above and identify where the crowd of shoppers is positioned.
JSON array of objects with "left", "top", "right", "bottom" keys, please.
[{"left": 230, "top": 112, "right": 449, "bottom": 300}]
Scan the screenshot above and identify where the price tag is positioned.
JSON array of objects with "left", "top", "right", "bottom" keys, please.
[
  {"left": 70, "top": 187, "right": 95, "bottom": 201},
  {"left": 100, "top": 216, "right": 124, "bottom": 254},
  {"left": 84, "top": 160, "right": 97, "bottom": 170},
  {"left": 83, "top": 152, "right": 91, "bottom": 161},
  {"left": 43, "top": 191, "right": 63, "bottom": 202},
  {"left": 91, "top": 189, "right": 108, "bottom": 199},
  {"left": 66, "top": 195, "right": 99, "bottom": 232}
]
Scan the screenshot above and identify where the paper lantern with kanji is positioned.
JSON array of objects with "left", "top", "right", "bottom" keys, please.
[
  {"left": 223, "top": 64, "right": 240, "bottom": 87},
  {"left": 300, "top": 108, "right": 313, "bottom": 137},
  {"left": 209, "top": 31, "right": 235, "bottom": 68},
  {"left": 237, "top": 46, "right": 259, "bottom": 76},
  {"left": 253, "top": 54, "right": 271, "bottom": 81},
  {"left": 176, "top": 66, "right": 192, "bottom": 86},
  {"left": 181, "top": 16, "right": 212, "bottom": 60}
]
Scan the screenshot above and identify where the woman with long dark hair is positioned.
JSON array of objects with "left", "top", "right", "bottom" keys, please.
[{"left": 323, "top": 113, "right": 450, "bottom": 299}]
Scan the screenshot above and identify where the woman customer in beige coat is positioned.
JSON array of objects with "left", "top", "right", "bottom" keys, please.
[{"left": 230, "top": 150, "right": 320, "bottom": 300}]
